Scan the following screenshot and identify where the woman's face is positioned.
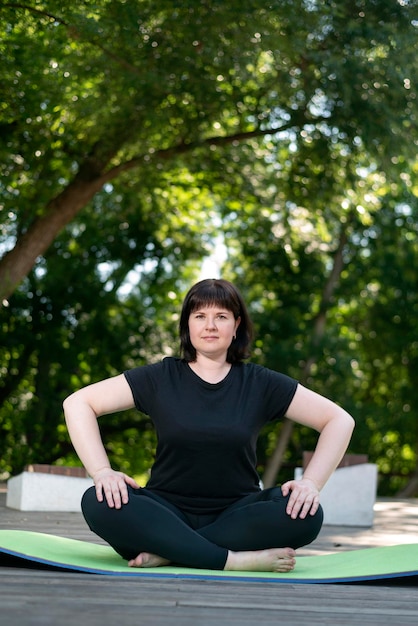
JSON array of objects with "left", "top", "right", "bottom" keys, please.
[{"left": 188, "top": 305, "right": 240, "bottom": 360}]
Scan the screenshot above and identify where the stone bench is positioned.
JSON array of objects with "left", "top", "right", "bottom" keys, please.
[
  {"left": 294, "top": 453, "right": 378, "bottom": 527},
  {"left": 6, "top": 464, "right": 93, "bottom": 512}
]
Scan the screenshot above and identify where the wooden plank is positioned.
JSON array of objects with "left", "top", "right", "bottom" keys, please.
[
  {"left": 0, "top": 570, "right": 417, "bottom": 626},
  {"left": 1, "top": 487, "right": 418, "bottom": 626},
  {"left": 0, "top": 569, "right": 417, "bottom": 617}
]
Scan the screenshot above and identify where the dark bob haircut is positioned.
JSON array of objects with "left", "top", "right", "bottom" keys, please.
[{"left": 179, "top": 278, "right": 253, "bottom": 364}]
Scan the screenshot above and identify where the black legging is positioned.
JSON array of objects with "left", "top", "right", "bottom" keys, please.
[{"left": 81, "top": 486, "right": 323, "bottom": 570}]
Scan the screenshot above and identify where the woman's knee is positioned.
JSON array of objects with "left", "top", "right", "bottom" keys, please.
[
  {"left": 81, "top": 485, "right": 97, "bottom": 511},
  {"left": 296, "top": 503, "right": 324, "bottom": 547},
  {"left": 259, "top": 493, "right": 324, "bottom": 548},
  {"left": 81, "top": 486, "right": 102, "bottom": 527},
  {"left": 312, "top": 502, "right": 324, "bottom": 535}
]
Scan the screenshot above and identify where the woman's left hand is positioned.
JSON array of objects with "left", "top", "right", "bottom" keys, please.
[{"left": 281, "top": 478, "right": 320, "bottom": 520}]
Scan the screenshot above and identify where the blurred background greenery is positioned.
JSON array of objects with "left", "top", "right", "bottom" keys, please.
[{"left": 1, "top": 0, "right": 417, "bottom": 495}]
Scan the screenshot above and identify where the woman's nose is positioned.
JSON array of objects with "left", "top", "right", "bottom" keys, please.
[{"left": 206, "top": 317, "right": 217, "bottom": 329}]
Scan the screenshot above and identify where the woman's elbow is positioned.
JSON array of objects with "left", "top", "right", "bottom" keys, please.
[
  {"left": 340, "top": 410, "right": 355, "bottom": 435},
  {"left": 63, "top": 391, "right": 76, "bottom": 413},
  {"left": 62, "top": 390, "right": 86, "bottom": 419}
]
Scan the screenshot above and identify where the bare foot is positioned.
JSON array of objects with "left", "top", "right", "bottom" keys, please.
[
  {"left": 128, "top": 552, "right": 171, "bottom": 568},
  {"left": 224, "top": 547, "right": 296, "bottom": 573}
]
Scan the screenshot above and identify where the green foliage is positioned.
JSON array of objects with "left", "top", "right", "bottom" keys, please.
[
  {"left": 0, "top": 166, "right": 215, "bottom": 474},
  {"left": 223, "top": 173, "right": 418, "bottom": 494},
  {"left": 0, "top": 1, "right": 417, "bottom": 495}
]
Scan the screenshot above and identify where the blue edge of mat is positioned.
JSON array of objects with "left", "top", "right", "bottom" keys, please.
[{"left": 1, "top": 545, "right": 418, "bottom": 584}]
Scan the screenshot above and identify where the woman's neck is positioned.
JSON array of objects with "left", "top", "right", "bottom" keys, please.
[{"left": 188, "top": 357, "right": 232, "bottom": 384}]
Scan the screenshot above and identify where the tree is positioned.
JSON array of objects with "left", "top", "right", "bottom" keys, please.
[
  {"left": 339, "top": 191, "right": 418, "bottom": 495},
  {"left": 0, "top": 172, "right": 216, "bottom": 475},
  {"left": 219, "top": 161, "right": 418, "bottom": 494},
  {"left": 261, "top": 218, "right": 350, "bottom": 488},
  {"left": 1, "top": 0, "right": 417, "bottom": 484},
  {"left": 1, "top": 0, "right": 416, "bottom": 299}
]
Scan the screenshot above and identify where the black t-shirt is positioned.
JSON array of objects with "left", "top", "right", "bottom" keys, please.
[{"left": 124, "top": 357, "right": 298, "bottom": 514}]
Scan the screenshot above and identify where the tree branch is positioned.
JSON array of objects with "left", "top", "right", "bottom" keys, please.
[
  {"left": 0, "top": 115, "right": 315, "bottom": 303},
  {"left": 2, "top": 3, "right": 69, "bottom": 25},
  {"left": 103, "top": 119, "right": 308, "bottom": 181}
]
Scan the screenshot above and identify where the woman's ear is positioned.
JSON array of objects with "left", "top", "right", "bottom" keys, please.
[{"left": 234, "top": 316, "right": 241, "bottom": 335}]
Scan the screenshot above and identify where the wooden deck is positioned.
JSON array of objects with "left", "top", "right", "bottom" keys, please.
[{"left": 1, "top": 488, "right": 417, "bottom": 625}]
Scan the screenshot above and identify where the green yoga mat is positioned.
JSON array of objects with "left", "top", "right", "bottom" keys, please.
[{"left": 0, "top": 530, "right": 417, "bottom": 583}]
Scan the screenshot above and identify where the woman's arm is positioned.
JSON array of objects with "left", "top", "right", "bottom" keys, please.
[
  {"left": 63, "top": 374, "right": 140, "bottom": 508},
  {"left": 281, "top": 383, "right": 355, "bottom": 520}
]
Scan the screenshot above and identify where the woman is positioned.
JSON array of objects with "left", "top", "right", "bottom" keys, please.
[{"left": 64, "top": 278, "right": 354, "bottom": 573}]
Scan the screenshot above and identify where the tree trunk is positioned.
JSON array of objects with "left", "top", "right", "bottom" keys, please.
[
  {"left": 0, "top": 121, "right": 302, "bottom": 305},
  {"left": 262, "top": 221, "right": 350, "bottom": 488},
  {"left": 262, "top": 418, "right": 295, "bottom": 487},
  {"left": 397, "top": 471, "right": 418, "bottom": 498},
  {"left": 0, "top": 173, "right": 108, "bottom": 303}
]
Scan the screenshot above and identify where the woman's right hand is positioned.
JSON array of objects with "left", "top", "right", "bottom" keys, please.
[{"left": 93, "top": 467, "right": 141, "bottom": 509}]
